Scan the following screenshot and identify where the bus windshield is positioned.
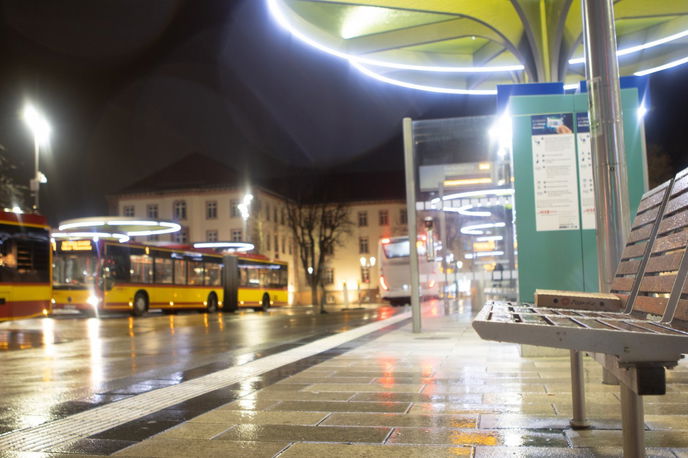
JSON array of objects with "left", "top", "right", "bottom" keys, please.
[{"left": 53, "top": 252, "right": 98, "bottom": 288}]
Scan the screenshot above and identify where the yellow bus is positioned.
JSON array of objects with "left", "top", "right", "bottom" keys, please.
[
  {"left": 0, "top": 210, "right": 52, "bottom": 320},
  {"left": 51, "top": 239, "right": 288, "bottom": 316}
]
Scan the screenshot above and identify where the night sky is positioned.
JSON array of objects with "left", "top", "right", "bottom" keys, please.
[{"left": 0, "top": 0, "right": 686, "bottom": 225}]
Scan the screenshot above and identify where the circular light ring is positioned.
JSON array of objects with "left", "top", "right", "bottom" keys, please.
[
  {"left": 460, "top": 222, "right": 506, "bottom": 235},
  {"left": 58, "top": 217, "right": 181, "bottom": 236},
  {"left": 193, "top": 241, "right": 255, "bottom": 252},
  {"left": 51, "top": 231, "right": 130, "bottom": 243}
]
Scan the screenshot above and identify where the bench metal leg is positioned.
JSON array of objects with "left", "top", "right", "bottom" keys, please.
[
  {"left": 620, "top": 382, "right": 645, "bottom": 458},
  {"left": 569, "top": 350, "right": 590, "bottom": 429}
]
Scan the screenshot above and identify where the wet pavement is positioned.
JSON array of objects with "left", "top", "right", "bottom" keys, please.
[
  {"left": 3, "top": 301, "right": 688, "bottom": 456},
  {"left": 0, "top": 305, "right": 399, "bottom": 437}
]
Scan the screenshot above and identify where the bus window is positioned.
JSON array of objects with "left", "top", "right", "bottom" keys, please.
[
  {"left": 174, "top": 259, "right": 186, "bottom": 285},
  {"left": 130, "top": 255, "right": 153, "bottom": 283},
  {"left": 239, "top": 266, "right": 248, "bottom": 286},
  {"left": 105, "top": 244, "right": 131, "bottom": 282},
  {"left": 154, "top": 258, "right": 173, "bottom": 284},
  {"left": 53, "top": 252, "right": 97, "bottom": 287},
  {"left": 205, "top": 262, "right": 222, "bottom": 286},
  {"left": 188, "top": 260, "right": 204, "bottom": 285}
]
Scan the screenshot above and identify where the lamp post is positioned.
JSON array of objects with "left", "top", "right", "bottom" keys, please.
[{"left": 22, "top": 104, "right": 51, "bottom": 213}]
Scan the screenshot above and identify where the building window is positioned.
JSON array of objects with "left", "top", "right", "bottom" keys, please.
[
  {"left": 206, "top": 201, "right": 217, "bottom": 219},
  {"left": 361, "top": 266, "right": 371, "bottom": 283},
  {"left": 281, "top": 208, "right": 286, "bottom": 225},
  {"left": 266, "top": 234, "right": 271, "bottom": 251},
  {"left": 206, "top": 230, "right": 218, "bottom": 242},
  {"left": 274, "top": 235, "right": 279, "bottom": 253},
  {"left": 173, "top": 227, "right": 188, "bottom": 243},
  {"left": 282, "top": 236, "right": 286, "bottom": 253},
  {"left": 379, "top": 210, "right": 389, "bottom": 226},
  {"left": 146, "top": 204, "right": 158, "bottom": 219},
  {"left": 289, "top": 238, "right": 293, "bottom": 255},
  {"left": 400, "top": 208, "right": 407, "bottom": 225},
  {"left": 266, "top": 203, "right": 270, "bottom": 221},
  {"left": 359, "top": 236, "right": 369, "bottom": 254},
  {"left": 273, "top": 207, "right": 278, "bottom": 223},
  {"left": 324, "top": 268, "right": 334, "bottom": 285},
  {"left": 173, "top": 200, "right": 187, "bottom": 220},
  {"left": 231, "top": 229, "right": 242, "bottom": 241},
  {"left": 230, "top": 199, "right": 239, "bottom": 218},
  {"left": 358, "top": 211, "right": 368, "bottom": 227},
  {"left": 123, "top": 205, "right": 135, "bottom": 217}
]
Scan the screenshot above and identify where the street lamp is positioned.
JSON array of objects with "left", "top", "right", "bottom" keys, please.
[{"left": 22, "top": 104, "right": 51, "bottom": 212}]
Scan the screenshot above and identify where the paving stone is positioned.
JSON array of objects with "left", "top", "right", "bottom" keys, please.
[
  {"left": 214, "top": 424, "right": 391, "bottom": 443},
  {"left": 113, "top": 438, "right": 288, "bottom": 457},
  {"left": 279, "top": 442, "right": 472, "bottom": 457}
]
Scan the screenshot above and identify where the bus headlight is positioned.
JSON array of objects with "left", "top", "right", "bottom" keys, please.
[{"left": 87, "top": 295, "right": 101, "bottom": 307}]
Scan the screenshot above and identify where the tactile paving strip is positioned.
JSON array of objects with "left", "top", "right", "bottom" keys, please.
[{"left": 0, "top": 311, "right": 410, "bottom": 451}]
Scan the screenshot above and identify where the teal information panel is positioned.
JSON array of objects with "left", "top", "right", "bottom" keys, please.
[{"left": 510, "top": 89, "right": 646, "bottom": 302}]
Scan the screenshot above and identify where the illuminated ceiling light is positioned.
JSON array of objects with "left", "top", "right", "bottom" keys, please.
[
  {"left": 193, "top": 241, "right": 255, "bottom": 252},
  {"left": 461, "top": 222, "right": 506, "bottom": 235},
  {"left": 563, "top": 83, "right": 579, "bottom": 90},
  {"left": 465, "top": 250, "right": 504, "bottom": 259},
  {"left": 569, "top": 29, "right": 688, "bottom": 65},
  {"left": 443, "top": 177, "right": 493, "bottom": 187},
  {"left": 59, "top": 221, "right": 105, "bottom": 230},
  {"left": 634, "top": 55, "right": 688, "bottom": 76},
  {"left": 267, "top": 0, "right": 521, "bottom": 79},
  {"left": 476, "top": 235, "right": 504, "bottom": 242},
  {"left": 442, "top": 205, "right": 491, "bottom": 216},
  {"left": 352, "top": 62, "right": 498, "bottom": 95},
  {"left": 58, "top": 217, "right": 181, "bottom": 237},
  {"left": 51, "top": 231, "right": 130, "bottom": 243},
  {"left": 441, "top": 188, "right": 514, "bottom": 202},
  {"left": 478, "top": 162, "right": 491, "bottom": 171}
]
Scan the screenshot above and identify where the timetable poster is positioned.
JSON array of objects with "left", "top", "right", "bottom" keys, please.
[
  {"left": 576, "top": 112, "right": 596, "bottom": 229},
  {"left": 531, "top": 113, "right": 580, "bottom": 231}
]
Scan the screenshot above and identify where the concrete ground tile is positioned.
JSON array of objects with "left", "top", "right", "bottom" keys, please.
[
  {"left": 214, "top": 424, "right": 391, "bottom": 443},
  {"left": 243, "top": 390, "right": 354, "bottom": 401},
  {"left": 350, "top": 392, "right": 483, "bottom": 404},
  {"left": 189, "top": 410, "right": 327, "bottom": 425},
  {"left": 322, "top": 412, "right": 477, "bottom": 428},
  {"left": 284, "top": 375, "right": 375, "bottom": 383},
  {"left": 268, "top": 400, "right": 409, "bottom": 413},
  {"left": 566, "top": 429, "right": 688, "bottom": 448},
  {"left": 479, "top": 414, "right": 573, "bottom": 430},
  {"left": 278, "top": 442, "right": 472, "bottom": 457},
  {"left": 217, "top": 399, "right": 279, "bottom": 411},
  {"left": 257, "top": 383, "right": 312, "bottom": 392},
  {"left": 332, "top": 370, "right": 424, "bottom": 377},
  {"left": 422, "top": 384, "right": 547, "bottom": 394},
  {"left": 544, "top": 383, "right": 620, "bottom": 393},
  {"left": 646, "top": 414, "right": 688, "bottom": 430},
  {"left": 474, "top": 446, "right": 597, "bottom": 457},
  {"left": 408, "top": 402, "right": 556, "bottom": 416},
  {"left": 145, "top": 422, "right": 232, "bottom": 440},
  {"left": 387, "top": 427, "right": 567, "bottom": 447},
  {"left": 306, "top": 383, "right": 422, "bottom": 393},
  {"left": 113, "top": 438, "right": 288, "bottom": 457}
]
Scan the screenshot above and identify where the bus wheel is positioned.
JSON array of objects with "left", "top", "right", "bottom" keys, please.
[
  {"left": 259, "top": 293, "right": 270, "bottom": 312},
  {"left": 132, "top": 291, "right": 148, "bottom": 317},
  {"left": 206, "top": 293, "right": 219, "bottom": 313}
]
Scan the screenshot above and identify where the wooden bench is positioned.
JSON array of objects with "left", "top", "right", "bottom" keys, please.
[{"left": 473, "top": 167, "right": 688, "bottom": 457}]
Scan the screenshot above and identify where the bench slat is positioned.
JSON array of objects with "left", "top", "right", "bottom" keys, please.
[
  {"left": 656, "top": 209, "right": 688, "bottom": 236},
  {"left": 644, "top": 252, "right": 684, "bottom": 274},
  {"left": 620, "top": 240, "right": 649, "bottom": 260}
]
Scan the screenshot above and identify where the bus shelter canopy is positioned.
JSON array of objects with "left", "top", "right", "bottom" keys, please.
[
  {"left": 269, "top": 0, "right": 688, "bottom": 93},
  {"left": 54, "top": 217, "right": 181, "bottom": 242}
]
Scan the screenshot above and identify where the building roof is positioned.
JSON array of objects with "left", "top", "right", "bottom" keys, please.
[
  {"left": 112, "top": 152, "right": 406, "bottom": 203},
  {"left": 115, "top": 153, "right": 245, "bottom": 195}
]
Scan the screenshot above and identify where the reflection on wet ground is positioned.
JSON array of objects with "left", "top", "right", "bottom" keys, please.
[{"left": 0, "top": 304, "right": 400, "bottom": 437}]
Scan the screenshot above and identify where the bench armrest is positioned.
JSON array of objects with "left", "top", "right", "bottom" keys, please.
[{"left": 534, "top": 289, "right": 622, "bottom": 311}]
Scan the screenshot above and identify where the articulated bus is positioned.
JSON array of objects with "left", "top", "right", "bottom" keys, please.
[
  {"left": 378, "top": 235, "right": 441, "bottom": 306},
  {"left": 0, "top": 210, "right": 52, "bottom": 320},
  {"left": 51, "top": 239, "right": 288, "bottom": 316}
]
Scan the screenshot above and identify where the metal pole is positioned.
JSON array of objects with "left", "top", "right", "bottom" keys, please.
[
  {"left": 569, "top": 350, "right": 590, "bottom": 429},
  {"left": 31, "top": 137, "right": 40, "bottom": 212},
  {"left": 439, "top": 181, "right": 449, "bottom": 313},
  {"left": 620, "top": 380, "right": 645, "bottom": 458},
  {"left": 581, "top": 0, "right": 631, "bottom": 294},
  {"left": 403, "top": 117, "right": 421, "bottom": 333}
]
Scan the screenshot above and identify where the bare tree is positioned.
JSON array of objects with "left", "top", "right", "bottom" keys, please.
[
  {"left": 0, "top": 146, "right": 29, "bottom": 211},
  {"left": 285, "top": 192, "right": 352, "bottom": 314}
]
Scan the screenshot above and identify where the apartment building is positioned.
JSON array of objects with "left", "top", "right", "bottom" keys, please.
[{"left": 108, "top": 153, "right": 407, "bottom": 305}]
